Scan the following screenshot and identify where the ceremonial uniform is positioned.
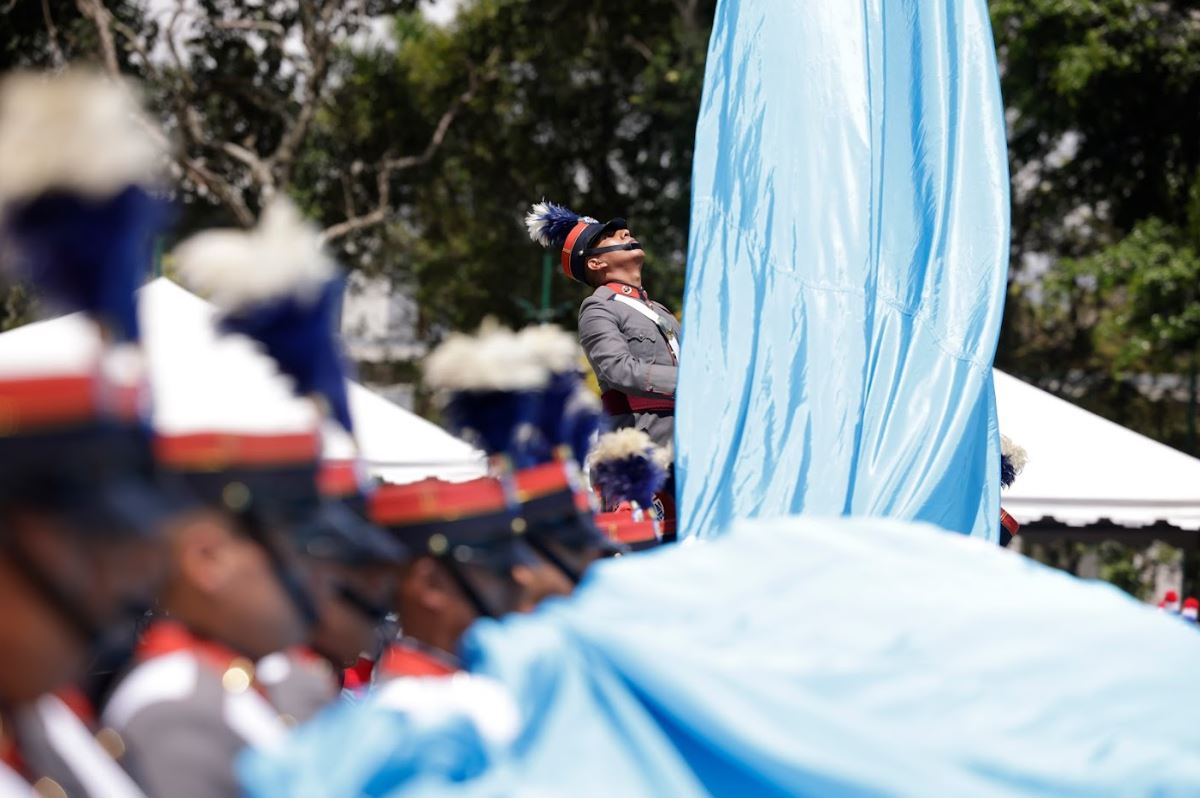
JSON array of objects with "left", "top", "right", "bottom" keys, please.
[
  {"left": 524, "top": 202, "right": 681, "bottom": 452},
  {"left": 101, "top": 622, "right": 288, "bottom": 798},
  {"left": 579, "top": 281, "right": 680, "bottom": 450},
  {"left": 257, "top": 648, "right": 340, "bottom": 725},
  {"left": 7, "top": 692, "right": 145, "bottom": 798}
]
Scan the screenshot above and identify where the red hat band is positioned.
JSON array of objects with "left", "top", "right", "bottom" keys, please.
[
  {"left": 0, "top": 375, "right": 141, "bottom": 435},
  {"left": 560, "top": 221, "right": 592, "bottom": 281},
  {"left": 155, "top": 431, "right": 321, "bottom": 472}
]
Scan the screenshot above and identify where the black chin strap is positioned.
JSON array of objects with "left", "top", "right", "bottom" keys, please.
[
  {"left": 239, "top": 512, "right": 320, "bottom": 629},
  {"left": 523, "top": 533, "right": 582, "bottom": 585},
  {"left": 438, "top": 558, "right": 499, "bottom": 620},
  {"left": 584, "top": 242, "right": 643, "bottom": 256},
  {"left": 1, "top": 535, "right": 104, "bottom": 649},
  {"left": 335, "top": 582, "right": 392, "bottom": 626},
  {"left": 81, "top": 610, "right": 147, "bottom": 712}
]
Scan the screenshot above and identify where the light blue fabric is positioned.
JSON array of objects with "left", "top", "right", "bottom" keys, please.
[
  {"left": 241, "top": 518, "right": 1200, "bottom": 797},
  {"left": 677, "top": 0, "right": 1010, "bottom": 540}
]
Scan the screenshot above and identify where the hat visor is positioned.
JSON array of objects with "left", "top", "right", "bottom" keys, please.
[
  {"left": 528, "top": 514, "right": 628, "bottom": 556},
  {"left": 447, "top": 536, "right": 540, "bottom": 571},
  {"left": 296, "top": 501, "right": 410, "bottom": 565},
  {"left": 63, "top": 475, "right": 197, "bottom": 539}
]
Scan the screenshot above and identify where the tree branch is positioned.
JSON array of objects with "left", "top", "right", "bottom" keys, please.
[
  {"left": 623, "top": 34, "right": 655, "bottom": 64},
  {"left": 222, "top": 141, "right": 275, "bottom": 195},
  {"left": 321, "top": 167, "right": 391, "bottom": 243},
  {"left": 75, "top": 0, "right": 120, "bottom": 76},
  {"left": 164, "top": 8, "right": 196, "bottom": 93},
  {"left": 41, "top": 0, "right": 66, "bottom": 68},
  {"left": 321, "top": 48, "right": 500, "bottom": 243},
  {"left": 269, "top": 0, "right": 337, "bottom": 187}
]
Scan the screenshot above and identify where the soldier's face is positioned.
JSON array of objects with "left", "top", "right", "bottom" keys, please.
[
  {"left": 0, "top": 510, "right": 168, "bottom": 702},
  {"left": 394, "top": 557, "right": 521, "bottom": 652},
  {"left": 170, "top": 512, "right": 309, "bottom": 659},
  {"left": 587, "top": 228, "right": 645, "bottom": 280}
]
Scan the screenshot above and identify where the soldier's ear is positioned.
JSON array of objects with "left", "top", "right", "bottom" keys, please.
[
  {"left": 585, "top": 256, "right": 606, "bottom": 277},
  {"left": 175, "top": 513, "right": 235, "bottom": 593}
]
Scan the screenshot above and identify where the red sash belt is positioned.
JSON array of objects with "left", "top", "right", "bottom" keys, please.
[{"left": 601, "top": 390, "right": 675, "bottom": 416}]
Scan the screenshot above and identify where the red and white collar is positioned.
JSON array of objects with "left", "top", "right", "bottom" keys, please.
[
  {"left": 375, "top": 638, "right": 460, "bottom": 680},
  {"left": 605, "top": 281, "right": 650, "bottom": 302}
]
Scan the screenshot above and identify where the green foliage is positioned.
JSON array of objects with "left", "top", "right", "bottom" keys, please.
[
  {"left": 1097, "top": 541, "right": 1149, "bottom": 600},
  {"left": 312, "top": 0, "right": 715, "bottom": 335},
  {"left": 991, "top": 0, "right": 1200, "bottom": 254},
  {"left": 992, "top": 0, "right": 1200, "bottom": 459}
]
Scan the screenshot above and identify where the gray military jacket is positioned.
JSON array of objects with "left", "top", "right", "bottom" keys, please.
[
  {"left": 257, "top": 650, "right": 339, "bottom": 725},
  {"left": 11, "top": 694, "right": 146, "bottom": 798},
  {"left": 578, "top": 283, "right": 680, "bottom": 450},
  {"left": 101, "top": 647, "right": 288, "bottom": 798}
]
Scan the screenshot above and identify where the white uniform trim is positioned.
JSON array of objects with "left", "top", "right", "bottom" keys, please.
[
  {"left": 35, "top": 696, "right": 146, "bottom": 798},
  {"left": 0, "top": 763, "right": 32, "bottom": 798},
  {"left": 222, "top": 688, "right": 286, "bottom": 752},
  {"left": 101, "top": 651, "right": 198, "bottom": 730},
  {"left": 610, "top": 294, "right": 680, "bottom": 361},
  {"left": 254, "top": 652, "right": 293, "bottom": 686}
]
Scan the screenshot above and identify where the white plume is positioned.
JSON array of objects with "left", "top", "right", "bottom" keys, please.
[
  {"left": 173, "top": 197, "right": 335, "bottom": 310},
  {"left": 424, "top": 320, "right": 548, "bottom": 392},
  {"left": 0, "top": 70, "right": 164, "bottom": 205},
  {"left": 518, "top": 324, "right": 581, "bottom": 374},
  {"left": 1000, "top": 434, "right": 1028, "bottom": 475},
  {"left": 652, "top": 440, "right": 674, "bottom": 471},
  {"left": 524, "top": 200, "right": 556, "bottom": 246},
  {"left": 587, "top": 428, "right": 657, "bottom": 468}
]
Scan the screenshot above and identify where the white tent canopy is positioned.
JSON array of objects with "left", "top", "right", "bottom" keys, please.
[
  {"left": 0, "top": 279, "right": 485, "bottom": 485},
  {"left": 995, "top": 369, "right": 1200, "bottom": 532}
]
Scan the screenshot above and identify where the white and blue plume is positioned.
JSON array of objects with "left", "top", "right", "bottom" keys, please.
[{"left": 525, "top": 200, "right": 596, "bottom": 249}]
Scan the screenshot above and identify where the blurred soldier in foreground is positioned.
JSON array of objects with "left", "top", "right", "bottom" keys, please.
[
  {"left": 370, "top": 475, "right": 536, "bottom": 680},
  {"left": 0, "top": 70, "right": 181, "bottom": 797},
  {"left": 368, "top": 323, "right": 572, "bottom": 682},
  {"left": 512, "top": 325, "right": 626, "bottom": 584},
  {"left": 259, "top": 460, "right": 406, "bottom": 721},
  {"left": 99, "top": 200, "right": 406, "bottom": 794}
]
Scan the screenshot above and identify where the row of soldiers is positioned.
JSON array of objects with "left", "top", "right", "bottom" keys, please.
[{"left": 0, "top": 71, "right": 671, "bottom": 798}]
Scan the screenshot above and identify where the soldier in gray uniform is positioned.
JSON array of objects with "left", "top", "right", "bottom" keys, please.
[{"left": 525, "top": 201, "right": 681, "bottom": 450}]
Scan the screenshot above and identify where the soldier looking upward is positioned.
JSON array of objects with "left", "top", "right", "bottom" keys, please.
[{"left": 526, "top": 202, "right": 681, "bottom": 452}]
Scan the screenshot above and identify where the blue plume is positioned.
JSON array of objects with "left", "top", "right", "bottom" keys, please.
[
  {"left": 563, "top": 389, "right": 604, "bottom": 464},
  {"left": 591, "top": 454, "right": 667, "bottom": 511},
  {"left": 1000, "top": 454, "right": 1017, "bottom": 489},
  {"left": 525, "top": 201, "right": 588, "bottom": 249},
  {"left": 2, "top": 186, "right": 168, "bottom": 342},
  {"left": 527, "top": 372, "right": 581, "bottom": 464},
  {"left": 221, "top": 278, "right": 355, "bottom": 433},
  {"left": 444, "top": 389, "right": 540, "bottom": 468}
]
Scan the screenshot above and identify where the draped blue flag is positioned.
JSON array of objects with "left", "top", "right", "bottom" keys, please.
[
  {"left": 677, "top": 0, "right": 1010, "bottom": 540},
  {"left": 241, "top": 517, "right": 1200, "bottom": 797}
]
